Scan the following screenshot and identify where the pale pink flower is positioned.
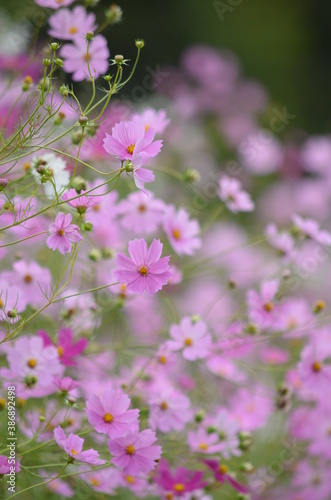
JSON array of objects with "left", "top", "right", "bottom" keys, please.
[
  {"left": 187, "top": 428, "right": 224, "bottom": 454},
  {"left": 292, "top": 214, "right": 331, "bottom": 245},
  {"left": 218, "top": 176, "right": 254, "bottom": 213},
  {"left": 35, "top": 0, "right": 74, "bottom": 9},
  {"left": 54, "top": 427, "right": 105, "bottom": 465},
  {"left": 48, "top": 6, "right": 97, "bottom": 41},
  {"left": 163, "top": 205, "right": 201, "bottom": 256},
  {"left": 60, "top": 35, "right": 109, "bottom": 81},
  {"left": 46, "top": 212, "right": 83, "bottom": 255},
  {"left": 117, "top": 190, "right": 166, "bottom": 235},
  {"left": 167, "top": 317, "right": 212, "bottom": 360}
]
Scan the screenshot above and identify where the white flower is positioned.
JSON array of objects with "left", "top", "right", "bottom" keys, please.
[{"left": 31, "top": 153, "right": 70, "bottom": 199}]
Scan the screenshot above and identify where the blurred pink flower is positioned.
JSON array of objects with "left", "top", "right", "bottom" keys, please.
[
  {"left": 48, "top": 6, "right": 97, "bottom": 40},
  {"left": 167, "top": 317, "right": 212, "bottom": 360},
  {"left": 54, "top": 427, "right": 105, "bottom": 465},
  {"left": 46, "top": 212, "right": 83, "bottom": 255},
  {"left": 60, "top": 35, "right": 109, "bottom": 81},
  {"left": 218, "top": 176, "right": 254, "bottom": 213},
  {"left": 163, "top": 205, "right": 201, "bottom": 256}
]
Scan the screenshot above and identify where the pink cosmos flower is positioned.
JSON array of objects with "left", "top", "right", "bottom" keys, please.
[
  {"left": 188, "top": 429, "right": 224, "bottom": 454},
  {"left": 167, "top": 317, "right": 212, "bottom": 360},
  {"left": 133, "top": 108, "right": 170, "bottom": 134},
  {"left": 148, "top": 386, "right": 192, "bottom": 432},
  {"left": 0, "top": 278, "right": 27, "bottom": 323},
  {"left": 46, "top": 212, "right": 83, "bottom": 255},
  {"left": 48, "top": 6, "right": 97, "bottom": 41},
  {"left": 0, "top": 455, "right": 20, "bottom": 474},
  {"left": 39, "top": 471, "right": 74, "bottom": 497},
  {"left": 265, "top": 223, "right": 296, "bottom": 260},
  {"left": 301, "top": 135, "right": 331, "bottom": 174},
  {"left": 203, "top": 459, "right": 249, "bottom": 494},
  {"left": 117, "top": 190, "right": 166, "bottom": 235},
  {"left": 155, "top": 459, "right": 207, "bottom": 497},
  {"left": 35, "top": 0, "right": 74, "bottom": 8},
  {"left": 218, "top": 176, "right": 254, "bottom": 213},
  {"left": 81, "top": 468, "right": 121, "bottom": 494},
  {"left": 297, "top": 343, "right": 331, "bottom": 392},
  {"left": 206, "top": 355, "right": 247, "bottom": 383},
  {"left": 60, "top": 35, "right": 109, "bottom": 81},
  {"left": 1, "top": 260, "right": 52, "bottom": 308},
  {"left": 114, "top": 239, "right": 172, "bottom": 295},
  {"left": 239, "top": 130, "right": 283, "bottom": 174},
  {"left": 205, "top": 409, "right": 241, "bottom": 459},
  {"left": 54, "top": 427, "right": 105, "bottom": 465},
  {"left": 62, "top": 188, "right": 99, "bottom": 214},
  {"left": 38, "top": 327, "right": 88, "bottom": 366},
  {"left": 292, "top": 214, "right": 331, "bottom": 245},
  {"left": 86, "top": 389, "right": 139, "bottom": 438},
  {"left": 163, "top": 205, "right": 201, "bottom": 256},
  {"left": 108, "top": 429, "right": 161, "bottom": 476},
  {"left": 246, "top": 279, "right": 279, "bottom": 330},
  {"left": 103, "top": 117, "right": 163, "bottom": 192},
  {"left": 54, "top": 376, "right": 80, "bottom": 393}
]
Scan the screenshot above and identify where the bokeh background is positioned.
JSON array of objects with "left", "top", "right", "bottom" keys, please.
[{"left": 3, "top": 0, "right": 331, "bottom": 133}]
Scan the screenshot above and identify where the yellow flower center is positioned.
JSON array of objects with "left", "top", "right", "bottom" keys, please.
[
  {"left": 184, "top": 338, "right": 193, "bottom": 346},
  {"left": 172, "top": 229, "right": 181, "bottom": 240},
  {"left": 57, "top": 229, "right": 64, "bottom": 236},
  {"left": 158, "top": 355, "right": 167, "bottom": 364},
  {"left": 139, "top": 266, "right": 148, "bottom": 275},
  {"left": 219, "top": 464, "right": 228, "bottom": 474},
  {"left": 125, "top": 475, "right": 135, "bottom": 484},
  {"left": 90, "top": 477, "right": 100, "bottom": 486},
  {"left": 160, "top": 401, "right": 168, "bottom": 410},
  {"left": 84, "top": 53, "right": 91, "bottom": 62},
  {"left": 312, "top": 361, "right": 322, "bottom": 372},
  {"left": 27, "top": 358, "right": 37, "bottom": 368},
  {"left": 0, "top": 398, "right": 6, "bottom": 409},
  {"left": 69, "top": 26, "right": 78, "bottom": 34},
  {"left": 126, "top": 445, "right": 135, "bottom": 455},
  {"left": 0, "top": 299, "right": 3, "bottom": 308},
  {"left": 263, "top": 302, "right": 274, "bottom": 312},
  {"left": 198, "top": 442, "right": 208, "bottom": 450},
  {"left": 24, "top": 274, "right": 33, "bottom": 283},
  {"left": 138, "top": 204, "right": 146, "bottom": 212},
  {"left": 127, "top": 144, "right": 135, "bottom": 154},
  {"left": 93, "top": 204, "right": 100, "bottom": 212},
  {"left": 144, "top": 124, "right": 150, "bottom": 132},
  {"left": 174, "top": 484, "right": 185, "bottom": 492},
  {"left": 103, "top": 413, "right": 114, "bottom": 423},
  {"left": 57, "top": 346, "right": 64, "bottom": 356},
  {"left": 23, "top": 162, "right": 31, "bottom": 172},
  {"left": 71, "top": 448, "right": 79, "bottom": 455}
]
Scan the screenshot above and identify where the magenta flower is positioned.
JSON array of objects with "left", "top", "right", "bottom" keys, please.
[
  {"left": 62, "top": 188, "right": 99, "bottom": 214},
  {"left": 38, "top": 327, "right": 88, "bottom": 366},
  {"left": 155, "top": 459, "right": 207, "bottom": 496},
  {"left": 35, "top": 0, "right": 74, "bottom": 9},
  {"left": 108, "top": 429, "right": 161, "bottom": 476},
  {"left": 86, "top": 389, "right": 139, "bottom": 438},
  {"left": 46, "top": 212, "right": 83, "bottom": 255},
  {"left": 103, "top": 117, "right": 163, "bottom": 192},
  {"left": 114, "top": 239, "right": 172, "bottom": 295},
  {"left": 54, "top": 376, "right": 80, "bottom": 393},
  {"left": 48, "top": 6, "right": 97, "bottom": 41},
  {"left": 203, "top": 459, "right": 249, "bottom": 494},
  {"left": 54, "top": 427, "right": 105, "bottom": 465},
  {"left": 163, "top": 205, "right": 201, "bottom": 256},
  {"left": 60, "top": 35, "right": 109, "bottom": 81},
  {"left": 218, "top": 176, "right": 254, "bottom": 213},
  {"left": 167, "top": 317, "right": 212, "bottom": 360}
]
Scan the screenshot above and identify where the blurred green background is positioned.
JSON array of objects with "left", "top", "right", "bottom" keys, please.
[{"left": 4, "top": 0, "right": 331, "bottom": 132}]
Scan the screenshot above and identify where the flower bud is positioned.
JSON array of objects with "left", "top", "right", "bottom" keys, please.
[
  {"left": 135, "top": 39, "right": 145, "bottom": 49},
  {"left": 105, "top": 4, "right": 123, "bottom": 24},
  {"left": 206, "top": 426, "right": 217, "bottom": 434},
  {"left": 3, "top": 201, "right": 13, "bottom": 211},
  {"left": 79, "top": 115, "right": 88, "bottom": 127},
  {"left": 39, "top": 415, "right": 46, "bottom": 422},
  {"left": 245, "top": 323, "right": 258, "bottom": 335},
  {"left": 103, "top": 74, "right": 112, "bottom": 82},
  {"left": 240, "top": 462, "right": 255, "bottom": 474},
  {"left": 101, "top": 247, "right": 116, "bottom": 259},
  {"left": 59, "top": 84, "right": 69, "bottom": 97},
  {"left": 43, "top": 58, "right": 52, "bottom": 67},
  {"left": 55, "top": 58, "right": 63, "bottom": 67},
  {"left": 114, "top": 54, "right": 124, "bottom": 64},
  {"left": 36, "top": 165, "right": 46, "bottom": 175},
  {"left": 72, "top": 131, "right": 84, "bottom": 145},
  {"left": 277, "top": 383, "right": 292, "bottom": 397},
  {"left": 89, "top": 248, "right": 102, "bottom": 262},
  {"left": 227, "top": 279, "right": 237, "bottom": 289},
  {"left": 66, "top": 396, "right": 77, "bottom": 406},
  {"left": 82, "top": 221, "right": 93, "bottom": 232},
  {"left": 86, "top": 31, "right": 94, "bottom": 41},
  {"left": 38, "top": 77, "right": 51, "bottom": 92},
  {"left": 238, "top": 431, "right": 252, "bottom": 451},
  {"left": 71, "top": 176, "right": 87, "bottom": 193},
  {"left": 183, "top": 168, "right": 200, "bottom": 184},
  {"left": 49, "top": 42, "right": 60, "bottom": 51},
  {"left": 191, "top": 314, "right": 201, "bottom": 324},
  {"left": 24, "top": 375, "right": 38, "bottom": 387},
  {"left": 236, "top": 494, "right": 250, "bottom": 500},
  {"left": 54, "top": 111, "right": 66, "bottom": 126},
  {"left": 0, "top": 178, "right": 8, "bottom": 191},
  {"left": 125, "top": 161, "right": 134, "bottom": 173},
  {"left": 195, "top": 409, "right": 206, "bottom": 423}
]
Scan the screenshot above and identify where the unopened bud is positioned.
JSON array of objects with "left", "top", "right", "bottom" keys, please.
[
  {"left": 36, "top": 165, "right": 46, "bottom": 175},
  {"left": 54, "top": 111, "right": 66, "bottom": 126},
  {"left": 59, "top": 84, "right": 69, "bottom": 97},
  {"left": 82, "top": 221, "right": 93, "bottom": 232},
  {"left": 114, "top": 54, "right": 124, "bottom": 64},
  {"left": 49, "top": 42, "right": 60, "bottom": 51},
  {"left": 22, "top": 75, "right": 33, "bottom": 91},
  {"left": 125, "top": 161, "right": 134, "bottom": 173},
  {"left": 3, "top": 201, "right": 13, "bottom": 210},
  {"left": 89, "top": 248, "right": 102, "bottom": 262},
  {"left": 43, "top": 58, "right": 51, "bottom": 67},
  {"left": 195, "top": 409, "right": 206, "bottom": 423},
  {"left": 55, "top": 58, "right": 63, "bottom": 67},
  {"left": 228, "top": 279, "right": 237, "bottom": 289},
  {"left": 79, "top": 115, "right": 88, "bottom": 126},
  {"left": 240, "top": 462, "right": 255, "bottom": 474},
  {"left": 206, "top": 426, "right": 217, "bottom": 434},
  {"left": 86, "top": 31, "right": 94, "bottom": 41},
  {"left": 191, "top": 314, "right": 201, "bottom": 324},
  {"left": 245, "top": 323, "right": 258, "bottom": 335},
  {"left": 105, "top": 4, "right": 123, "bottom": 24},
  {"left": 183, "top": 168, "right": 200, "bottom": 184},
  {"left": 135, "top": 39, "right": 145, "bottom": 49},
  {"left": 39, "top": 415, "right": 46, "bottom": 422},
  {"left": 71, "top": 176, "right": 87, "bottom": 193},
  {"left": 0, "top": 178, "right": 8, "bottom": 191},
  {"left": 72, "top": 131, "right": 84, "bottom": 145},
  {"left": 101, "top": 247, "right": 116, "bottom": 259}
]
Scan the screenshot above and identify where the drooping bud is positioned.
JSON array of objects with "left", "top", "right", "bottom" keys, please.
[
  {"left": 183, "top": 168, "right": 200, "bottom": 184},
  {"left": 55, "top": 58, "right": 63, "bottom": 67},
  {"left": 0, "top": 178, "right": 8, "bottom": 191},
  {"left": 72, "top": 131, "right": 84, "bottom": 145}
]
